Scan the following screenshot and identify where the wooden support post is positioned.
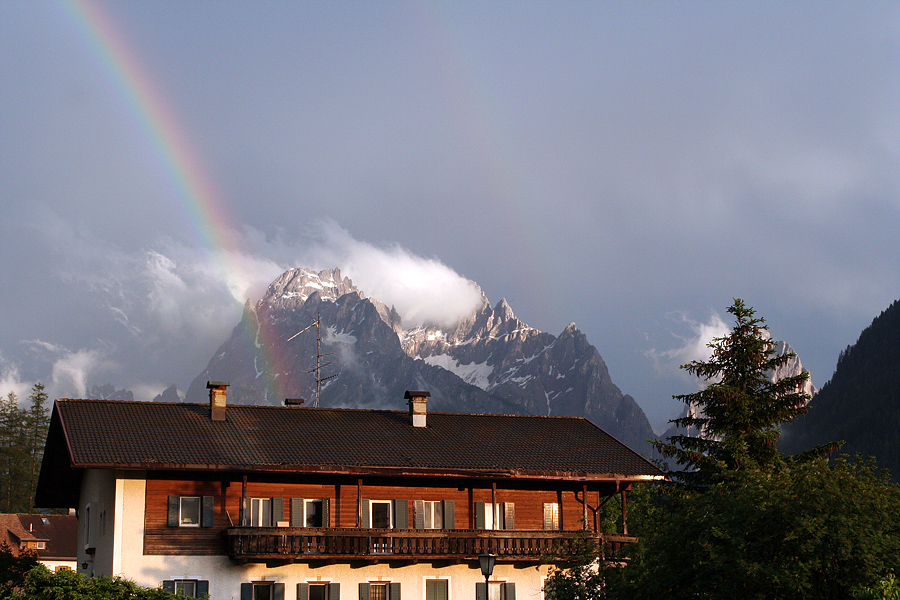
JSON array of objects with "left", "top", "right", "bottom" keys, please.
[
  {"left": 491, "top": 482, "right": 497, "bottom": 530},
  {"left": 558, "top": 488, "right": 564, "bottom": 531},
  {"left": 468, "top": 486, "right": 474, "bottom": 529},
  {"left": 357, "top": 478, "right": 363, "bottom": 528},
  {"left": 240, "top": 475, "right": 247, "bottom": 525},
  {"left": 621, "top": 487, "right": 628, "bottom": 536},
  {"left": 582, "top": 484, "right": 589, "bottom": 530},
  {"left": 335, "top": 481, "right": 341, "bottom": 527}
]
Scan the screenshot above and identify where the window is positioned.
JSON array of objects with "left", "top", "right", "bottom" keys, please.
[
  {"left": 370, "top": 500, "right": 392, "bottom": 529},
  {"left": 251, "top": 498, "right": 271, "bottom": 527},
  {"left": 475, "top": 502, "right": 514, "bottom": 530},
  {"left": 167, "top": 495, "right": 214, "bottom": 527},
  {"left": 422, "top": 501, "right": 441, "bottom": 529},
  {"left": 240, "top": 582, "right": 284, "bottom": 600},
  {"left": 162, "top": 579, "right": 209, "bottom": 598},
  {"left": 305, "top": 499, "right": 323, "bottom": 527},
  {"left": 180, "top": 497, "right": 201, "bottom": 526},
  {"left": 298, "top": 582, "right": 339, "bottom": 600},
  {"left": 543, "top": 502, "right": 560, "bottom": 531},
  {"left": 34, "top": 541, "right": 45, "bottom": 550},
  {"left": 425, "top": 579, "right": 448, "bottom": 600},
  {"left": 175, "top": 581, "right": 196, "bottom": 597},
  {"left": 475, "top": 582, "right": 515, "bottom": 600},
  {"left": 360, "top": 499, "right": 407, "bottom": 529},
  {"left": 291, "top": 498, "right": 330, "bottom": 528},
  {"left": 359, "top": 582, "right": 400, "bottom": 599},
  {"left": 242, "top": 497, "right": 284, "bottom": 527}
]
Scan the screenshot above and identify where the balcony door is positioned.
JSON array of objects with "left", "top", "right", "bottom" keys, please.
[{"left": 370, "top": 500, "right": 392, "bottom": 529}]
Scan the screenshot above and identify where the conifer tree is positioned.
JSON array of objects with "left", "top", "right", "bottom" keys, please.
[
  {"left": 655, "top": 299, "right": 812, "bottom": 485},
  {"left": 24, "top": 383, "right": 49, "bottom": 508}
]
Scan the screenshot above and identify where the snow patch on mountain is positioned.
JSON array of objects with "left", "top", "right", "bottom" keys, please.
[{"left": 423, "top": 354, "right": 493, "bottom": 389}]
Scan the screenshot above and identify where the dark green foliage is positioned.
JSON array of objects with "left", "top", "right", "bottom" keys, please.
[
  {"left": 543, "top": 532, "right": 606, "bottom": 600},
  {"left": 782, "top": 299, "right": 900, "bottom": 479},
  {"left": 615, "top": 458, "right": 900, "bottom": 600},
  {"left": 0, "top": 542, "right": 38, "bottom": 597},
  {"left": 10, "top": 566, "right": 177, "bottom": 600},
  {"left": 0, "top": 543, "right": 178, "bottom": 599},
  {"left": 0, "top": 383, "right": 51, "bottom": 513},
  {"left": 655, "top": 299, "right": 813, "bottom": 485}
]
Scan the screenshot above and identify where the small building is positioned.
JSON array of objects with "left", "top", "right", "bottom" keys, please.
[
  {"left": 35, "top": 385, "right": 662, "bottom": 599},
  {"left": 0, "top": 513, "right": 77, "bottom": 572}
]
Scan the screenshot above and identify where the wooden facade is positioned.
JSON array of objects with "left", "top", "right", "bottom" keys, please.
[{"left": 143, "top": 472, "right": 635, "bottom": 562}]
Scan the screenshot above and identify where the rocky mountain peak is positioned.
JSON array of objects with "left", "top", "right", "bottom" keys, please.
[
  {"left": 259, "top": 267, "right": 359, "bottom": 310},
  {"left": 187, "top": 266, "right": 658, "bottom": 456}
]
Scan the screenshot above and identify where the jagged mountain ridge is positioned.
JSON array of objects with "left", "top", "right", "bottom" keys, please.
[
  {"left": 660, "top": 338, "right": 817, "bottom": 442},
  {"left": 186, "top": 267, "right": 656, "bottom": 454}
]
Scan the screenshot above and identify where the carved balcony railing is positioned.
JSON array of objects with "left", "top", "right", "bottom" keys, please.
[{"left": 225, "top": 527, "right": 636, "bottom": 563}]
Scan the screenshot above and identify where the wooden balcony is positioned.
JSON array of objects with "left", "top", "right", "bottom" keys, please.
[{"left": 225, "top": 527, "right": 635, "bottom": 564}]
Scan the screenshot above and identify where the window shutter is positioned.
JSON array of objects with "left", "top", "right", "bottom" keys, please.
[
  {"left": 442, "top": 501, "right": 454, "bottom": 529},
  {"left": 291, "top": 498, "right": 303, "bottom": 527},
  {"left": 474, "top": 502, "right": 486, "bottom": 529},
  {"left": 425, "top": 580, "right": 448, "bottom": 600},
  {"left": 328, "top": 583, "right": 340, "bottom": 600},
  {"left": 475, "top": 582, "right": 487, "bottom": 600},
  {"left": 273, "top": 497, "right": 285, "bottom": 524},
  {"left": 202, "top": 496, "right": 215, "bottom": 527},
  {"left": 360, "top": 499, "right": 370, "bottom": 528},
  {"left": 242, "top": 497, "right": 251, "bottom": 527},
  {"left": 273, "top": 583, "right": 285, "bottom": 600},
  {"left": 393, "top": 499, "right": 408, "bottom": 529},
  {"left": 504, "top": 582, "right": 516, "bottom": 600},
  {"left": 240, "top": 583, "right": 252, "bottom": 600},
  {"left": 167, "top": 496, "right": 179, "bottom": 527},
  {"left": 543, "top": 503, "right": 558, "bottom": 530},
  {"left": 197, "top": 581, "right": 209, "bottom": 598},
  {"left": 358, "top": 582, "right": 370, "bottom": 600},
  {"left": 297, "top": 583, "right": 309, "bottom": 600},
  {"left": 413, "top": 500, "right": 424, "bottom": 529},
  {"left": 503, "top": 502, "right": 515, "bottom": 530},
  {"left": 162, "top": 580, "right": 175, "bottom": 594},
  {"left": 322, "top": 498, "right": 330, "bottom": 528},
  {"left": 389, "top": 582, "right": 401, "bottom": 599}
]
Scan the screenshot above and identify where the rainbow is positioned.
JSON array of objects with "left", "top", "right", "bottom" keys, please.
[{"left": 59, "top": 0, "right": 299, "bottom": 403}]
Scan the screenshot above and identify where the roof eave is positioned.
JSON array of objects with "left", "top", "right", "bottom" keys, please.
[{"left": 66, "top": 461, "right": 663, "bottom": 482}]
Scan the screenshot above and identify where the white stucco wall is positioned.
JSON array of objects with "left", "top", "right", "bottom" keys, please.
[{"left": 87, "top": 471, "right": 551, "bottom": 599}]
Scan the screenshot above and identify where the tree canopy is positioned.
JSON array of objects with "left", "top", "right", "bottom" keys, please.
[{"left": 654, "top": 299, "right": 812, "bottom": 484}]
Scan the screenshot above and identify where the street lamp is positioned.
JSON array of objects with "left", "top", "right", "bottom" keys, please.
[{"left": 478, "top": 553, "right": 496, "bottom": 596}]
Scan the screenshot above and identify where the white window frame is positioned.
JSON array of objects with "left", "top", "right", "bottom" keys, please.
[
  {"left": 179, "top": 496, "right": 201, "bottom": 527},
  {"left": 422, "top": 500, "right": 442, "bottom": 529},
  {"left": 306, "top": 582, "right": 329, "bottom": 600},
  {"left": 543, "top": 502, "right": 560, "bottom": 531},
  {"left": 369, "top": 500, "right": 393, "bottom": 529},
  {"left": 368, "top": 582, "right": 389, "bottom": 600},
  {"left": 304, "top": 498, "right": 324, "bottom": 528},
  {"left": 250, "top": 498, "right": 272, "bottom": 527},
  {"left": 251, "top": 582, "right": 274, "bottom": 600},
  {"left": 174, "top": 580, "right": 197, "bottom": 597}
]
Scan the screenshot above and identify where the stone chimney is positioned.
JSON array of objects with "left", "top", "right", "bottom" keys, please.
[
  {"left": 207, "top": 381, "right": 229, "bottom": 422},
  {"left": 405, "top": 390, "right": 430, "bottom": 428}
]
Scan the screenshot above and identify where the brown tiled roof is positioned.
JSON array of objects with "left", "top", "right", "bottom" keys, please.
[
  {"left": 48, "top": 399, "right": 660, "bottom": 480},
  {"left": 16, "top": 514, "right": 77, "bottom": 560},
  {"left": 0, "top": 514, "right": 77, "bottom": 560}
]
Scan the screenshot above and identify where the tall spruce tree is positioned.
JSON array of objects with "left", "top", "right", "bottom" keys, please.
[
  {"left": 654, "top": 299, "right": 812, "bottom": 485},
  {"left": 24, "top": 383, "right": 49, "bottom": 508}
]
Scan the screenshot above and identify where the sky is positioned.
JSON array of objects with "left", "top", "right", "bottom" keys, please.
[{"left": 1, "top": 1, "right": 899, "bottom": 432}]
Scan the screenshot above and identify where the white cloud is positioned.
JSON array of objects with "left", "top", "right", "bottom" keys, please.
[
  {"left": 647, "top": 312, "right": 730, "bottom": 387},
  {"left": 0, "top": 356, "right": 33, "bottom": 403},
  {"left": 298, "top": 220, "right": 483, "bottom": 327},
  {"left": 24, "top": 341, "right": 115, "bottom": 399}
]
